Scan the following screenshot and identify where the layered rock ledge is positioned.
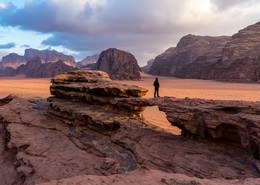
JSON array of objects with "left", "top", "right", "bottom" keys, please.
[
  {"left": 0, "top": 70, "right": 259, "bottom": 184},
  {"left": 50, "top": 70, "right": 260, "bottom": 159},
  {"left": 155, "top": 97, "right": 260, "bottom": 159}
]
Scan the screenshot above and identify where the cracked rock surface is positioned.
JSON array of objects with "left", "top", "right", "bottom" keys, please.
[
  {"left": 1, "top": 97, "right": 259, "bottom": 185},
  {"left": 0, "top": 70, "right": 259, "bottom": 184}
]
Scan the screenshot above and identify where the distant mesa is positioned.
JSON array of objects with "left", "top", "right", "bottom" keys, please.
[
  {"left": 76, "top": 54, "right": 99, "bottom": 69},
  {"left": 0, "top": 53, "right": 27, "bottom": 69},
  {"left": 16, "top": 57, "right": 76, "bottom": 78},
  {"left": 0, "top": 48, "right": 77, "bottom": 78},
  {"left": 149, "top": 21, "right": 260, "bottom": 83},
  {"left": 95, "top": 48, "right": 142, "bottom": 80},
  {"left": 141, "top": 59, "right": 154, "bottom": 73},
  {"left": 0, "top": 48, "right": 76, "bottom": 70}
]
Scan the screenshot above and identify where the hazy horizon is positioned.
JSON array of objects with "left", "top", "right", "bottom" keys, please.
[{"left": 0, "top": 0, "right": 259, "bottom": 66}]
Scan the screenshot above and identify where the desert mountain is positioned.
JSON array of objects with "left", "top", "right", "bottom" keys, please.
[
  {"left": 16, "top": 57, "right": 76, "bottom": 78},
  {"left": 149, "top": 35, "right": 230, "bottom": 77},
  {"left": 76, "top": 54, "right": 99, "bottom": 68},
  {"left": 95, "top": 48, "right": 141, "bottom": 80},
  {"left": 0, "top": 57, "right": 76, "bottom": 78},
  {"left": 0, "top": 53, "right": 27, "bottom": 69},
  {"left": 0, "top": 48, "right": 76, "bottom": 70},
  {"left": 141, "top": 59, "right": 155, "bottom": 73},
  {"left": 149, "top": 22, "right": 260, "bottom": 82}
]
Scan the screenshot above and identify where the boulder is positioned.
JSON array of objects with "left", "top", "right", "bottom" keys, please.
[
  {"left": 95, "top": 48, "right": 141, "bottom": 80},
  {"left": 50, "top": 70, "right": 147, "bottom": 98}
]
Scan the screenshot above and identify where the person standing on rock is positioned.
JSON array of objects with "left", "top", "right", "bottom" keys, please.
[{"left": 153, "top": 77, "right": 160, "bottom": 98}]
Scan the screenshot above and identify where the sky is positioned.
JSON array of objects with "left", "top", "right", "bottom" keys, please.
[{"left": 0, "top": 0, "right": 259, "bottom": 66}]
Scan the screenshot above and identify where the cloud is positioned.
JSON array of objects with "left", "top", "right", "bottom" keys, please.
[
  {"left": 20, "top": 44, "right": 30, "bottom": 48},
  {"left": 0, "top": 0, "right": 260, "bottom": 65},
  {"left": 210, "top": 0, "right": 259, "bottom": 10},
  {"left": 0, "top": 42, "right": 16, "bottom": 49}
]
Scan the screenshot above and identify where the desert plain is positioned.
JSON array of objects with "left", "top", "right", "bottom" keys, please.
[{"left": 1, "top": 73, "right": 260, "bottom": 135}]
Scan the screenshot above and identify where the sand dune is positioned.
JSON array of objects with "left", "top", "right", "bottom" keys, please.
[{"left": 1, "top": 74, "right": 260, "bottom": 135}]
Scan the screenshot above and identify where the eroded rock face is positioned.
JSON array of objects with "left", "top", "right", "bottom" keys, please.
[
  {"left": 50, "top": 70, "right": 148, "bottom": 114},
  {"left": 154, "top": 97, "right": 260, "bottom": 159},
  {"left": 149, "top": 22, "right": 260, "bottom": 83},
  {"left": 210, "top": 22, "right": 260, "bottom": 82},
  {"left": 149, "top": 36, "right": 230, "bottom": 78},
  {"left": 95, "top": 48, "right": 141, "bottom": 80},
  {"left": 0, "top": 97, "right": 259, "bottom": 184}
]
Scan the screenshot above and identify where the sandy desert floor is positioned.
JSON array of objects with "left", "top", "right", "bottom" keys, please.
[{"left": 1, "top": 74, "right": 260, "bottom": 135}]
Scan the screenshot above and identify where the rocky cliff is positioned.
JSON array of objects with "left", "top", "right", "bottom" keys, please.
[
  {"left": 0, "top": 70, "right": 259, "bottom": 184},
  {"left": 209, "top": 22, "right": 260, "bottom": 82},
  {"left": 149, "top": 22, "right": 260, "bottom": 82},
  {"left": 149, "top": 35, "right": 230, "bottom": 78},
  {"left": 95, "top": 48, "right": 141, "bottom": 80}
]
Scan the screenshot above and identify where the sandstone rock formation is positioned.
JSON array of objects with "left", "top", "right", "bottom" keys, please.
[
  {"left": 154, "top": 97, "right": 260, "bottom": 159},
  {"left": 0, "top": 70, "right": 259, "bottom": 184},
  {"left": 76, "top": 54, "right": 99, "bottom": 68},
  {"left": 149, "top": 22, "right": 260, "bottom": 83},
  {"left": 209, "top": 22, "right": 260, "bottom": 82},
  {"left": 95, "top": 48, "right": 141, "bottom": 80},
  {"left": 149, "top": 36, "right": 230, "bottom": 78}
]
